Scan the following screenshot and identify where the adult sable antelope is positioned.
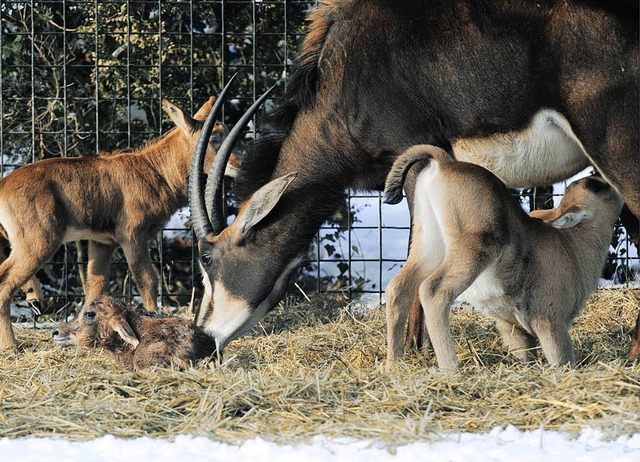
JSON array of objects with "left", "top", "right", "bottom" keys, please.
[{"left": 189, "top": 0, "right": 639, "bottom": 356}]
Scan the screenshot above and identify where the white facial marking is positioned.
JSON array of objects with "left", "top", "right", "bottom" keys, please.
[
  {"left": 203, "top": 280, "right": 252, "bottom": 349},
  {"left": 197, "top": 263, "right": 214, "bottom": 326}
]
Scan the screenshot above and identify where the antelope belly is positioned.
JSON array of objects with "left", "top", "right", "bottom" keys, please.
[{"left": 458, "top": 264, "right": 519, "bottom": 325}]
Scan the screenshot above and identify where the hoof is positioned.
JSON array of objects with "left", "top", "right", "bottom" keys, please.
[{"left": 28, "top": 300, "right": 43, "bottom": 316}]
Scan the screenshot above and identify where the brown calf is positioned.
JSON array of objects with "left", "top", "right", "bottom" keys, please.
[
  {"left": 384, "top": 145, "right": 623, "bottom": 371},
  {"left": 52, "top": 294, "right": 216, "bottom": 370},
  {"left": 0, "top": 97, "right": 226, "bottom": 350}
]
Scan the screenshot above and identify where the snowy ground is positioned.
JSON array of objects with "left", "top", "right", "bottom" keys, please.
[{"left": 2, "top": 427, "right": 639, "bottom": 462}]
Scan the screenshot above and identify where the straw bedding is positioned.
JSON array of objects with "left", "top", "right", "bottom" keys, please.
[{"left": 1, "top": 288, "right": 638, "bottom": 443}]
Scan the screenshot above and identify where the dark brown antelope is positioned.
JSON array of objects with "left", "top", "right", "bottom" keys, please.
[
  {"left": 188, "top": 0, "right": 638, "bottom": 357},
  {"left": 0, "top": 97, "right": 228, "bottom": 351},
  {"left": 52, "top": 294, "right": 216, "bottom": 371},
  {"left": 383, "top": 145, "right": 623, "bottom": 371}
]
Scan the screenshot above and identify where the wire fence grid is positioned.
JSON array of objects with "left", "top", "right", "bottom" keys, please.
[{"left": 1, "top": 0, "right": 637, "bottom": 318}]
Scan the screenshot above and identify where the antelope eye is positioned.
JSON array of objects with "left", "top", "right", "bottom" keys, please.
[
  {"left": 200, "top": 253, "right": 213, "bottom": 267},
  {"left": 84, "top": 311, "right": 97, "bottom": 320}
]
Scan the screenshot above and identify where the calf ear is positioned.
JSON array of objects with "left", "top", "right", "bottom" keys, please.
[
  {"left": 162, "top": 99, "right": 196, "bottom": 134},
  {"left": 550, "top": 208, "right": 589, "bottom": 229},
  {"left": 236, "top": 172, "right": 297, "bottom": 239},
  {"left": 193, "top": 96, "right": 215, "bottom": 121},
  {"left": 529, "top": 208, "right": 561, "bottom": 223},
  {"left": 109, "top": 315, "right": 140, "bottom": 349}
]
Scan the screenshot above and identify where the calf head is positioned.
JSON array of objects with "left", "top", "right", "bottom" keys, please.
[
  {"left": 161, "top": 96, "right": 229, "bottom": 174},
  {"left": 530, "top": 176, "right": 623, "bottom": 229},
  {"left": 52, "top": 295, "right": 139, "bottom": 350}
]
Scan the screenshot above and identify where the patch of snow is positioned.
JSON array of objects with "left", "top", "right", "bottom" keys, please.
[{"left": 1, "top": 427, "right": 639, "bottom": 462}]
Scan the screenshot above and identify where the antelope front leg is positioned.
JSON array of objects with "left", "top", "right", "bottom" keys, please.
[
  {"left": 495, "top": 319, "right": 537, "bottom": 362},
  {"left": 86, "top": 241, "right": 116, "bottom": 304},
  {"left": 120, "top": 239, "right": 159, "bottom": 312},
  {"left": 0, "top": 288, "right": 16, "bottom": 350},
  {"left": 0, "top": 249, "right": 44, "bottom": 316},
  {"left": 385, "top": 263, "right": 423, "bottom": 370},
  {"left": 531, "top": 317, "right": 576, "bottom": 366},
  {"left": 0, "top": 238, "right": 61, "bottom": 350}
]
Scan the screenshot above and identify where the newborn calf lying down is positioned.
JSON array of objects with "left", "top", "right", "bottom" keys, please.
[{"left": 53, "top": 295, "right": 216, "bottom": 371}]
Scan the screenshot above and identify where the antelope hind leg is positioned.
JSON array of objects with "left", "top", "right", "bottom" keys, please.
[
  {"left": 420, "top": 240, "right": 494, "bottom": 372},
  {"left": 385, "top": 263, "right": 424, "bottom": 370},
  {"left": 0, "top": 249, "right": 44, "bottom": 316}
]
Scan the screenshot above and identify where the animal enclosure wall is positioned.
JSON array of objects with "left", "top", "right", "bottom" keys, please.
[{"left": 1, "top": 0, "right": 637, "bottom": 317}]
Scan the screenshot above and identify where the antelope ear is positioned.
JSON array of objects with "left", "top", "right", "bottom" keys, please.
[
  {"left": 236, "top": 172, "right": 297, "bottom": 238},
  {"left": 193, "top": 96, "right": 215, "bottom": 121},
  {"left": 110, "top": 315, "right": 140, "bottom": 349},
  {"left": 162, "top": 99, "right": 195, "bottom": 133},
  {"left": 550, "top": 208, "right": 589, "bottom": 229},
  {"left": 529, "top": 208, "right": 561, "bottom": 223}
]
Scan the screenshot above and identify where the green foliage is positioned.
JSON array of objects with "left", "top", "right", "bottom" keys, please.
[
  {"left": 1, "top": 1, "right": 313, "bottom": 164},
  {"left": 1, "top": 1, "right": 374, "bottom": 311}
]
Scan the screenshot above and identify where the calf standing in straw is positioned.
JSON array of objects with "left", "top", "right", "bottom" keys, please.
[
  {"left": 0, "top": 97, "right": 228, "bottom": 351},
  {"left": 52, "top": 294, "right": 215, "bottom": 370},
  {"left": 384, "top": 145, "right": 623, "bottom": 371}
]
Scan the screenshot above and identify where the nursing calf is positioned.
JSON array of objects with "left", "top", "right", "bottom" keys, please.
[
  {"left": 52, "top": 294, "right": 216, "bottom": 371},
  {"left": 384, "top": 145, "right": 623, "bottom": 371},
  {"left": 0, "top": 97, "right": 226, "bottom": 350}
]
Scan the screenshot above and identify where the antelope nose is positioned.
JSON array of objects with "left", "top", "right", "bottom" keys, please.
[{"left": 52, "top": 330, "right": 59, "bottom": 337}]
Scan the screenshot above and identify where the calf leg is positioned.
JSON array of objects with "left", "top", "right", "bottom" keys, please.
[
  {"left": 0, "top": 240, "right": 60, "bottom": 350},
  {"left": 120, "top": 239, "right": 159, "bottom": 312},
  {"left": 404, "top": 296, "right": 430, "bottom": 353},
  {"left": 402, "top": 167, "right": 428, "bottom": 354},
  {"left": 420, "top": 241, "right": 494, "bottom": 372},
  {"left": 530, "top": 317, "right": 575, "bottom": 366},
  {"left": 20, "top": 277, "right": 44, "bottom": 314},
  {"left": 386, "top": 262, "right": 424, "bottom": 369},
  {"left": 495, "top": 319, "right": 537, "bottom": 362},
  {"left": 0, "top": 248, "right": 43, "bottom": 314},
  {"left": 86, "top": 241, "right": 116, "bottom": 304}
]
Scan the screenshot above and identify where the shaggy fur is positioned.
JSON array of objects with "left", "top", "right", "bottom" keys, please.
[{"left": 52, "top": 295, "right": 216, "bottom": 371}]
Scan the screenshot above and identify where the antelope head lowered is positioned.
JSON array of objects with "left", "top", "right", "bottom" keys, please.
[{"left": 189, "top": 79, "right": 305, "bottom": 349}]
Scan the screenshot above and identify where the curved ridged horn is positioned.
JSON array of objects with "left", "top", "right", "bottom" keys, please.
[
  {"left": 205, "top": 85, "right": 277, "bottom": 235},
  {"left": 188, "top": 75, "right": 237, "bottom": 241}
]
